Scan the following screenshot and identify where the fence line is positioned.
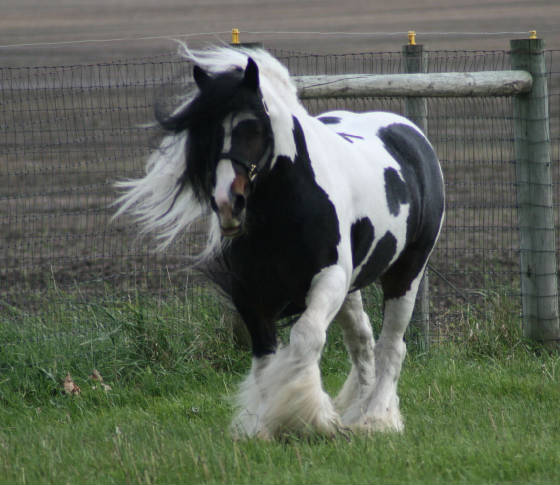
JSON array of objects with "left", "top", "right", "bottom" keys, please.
[{"left": 1, "top": 43, "right": 560, "bottom": 346}]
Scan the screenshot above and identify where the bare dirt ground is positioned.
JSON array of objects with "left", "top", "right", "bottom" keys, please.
[
  {"left": 2, "top": 1, "right": 558, "bottom": 327},
  {"left": 2, "top": 0, "right": 559, "bottom": 66}
]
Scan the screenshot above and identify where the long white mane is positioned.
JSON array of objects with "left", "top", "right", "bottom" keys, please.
[
  {"left": 181, "top": 44, "right": 303, "bottom": 116},
  {"left": 113, "top": 45, "right": 304, "bottom": 260}
]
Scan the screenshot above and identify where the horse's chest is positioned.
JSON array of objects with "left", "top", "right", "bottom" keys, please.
[
  {"left": 229, "top": 175, "right": 341, "bottom": 310},
  {"left": 233, "top": 212, "right": 337, "bottom": 288}
]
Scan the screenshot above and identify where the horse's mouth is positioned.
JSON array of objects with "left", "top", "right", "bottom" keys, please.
[{"left": 220, "top": 225, "right": 243, "bottom": 238}]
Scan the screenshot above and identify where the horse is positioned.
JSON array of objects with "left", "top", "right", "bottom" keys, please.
[{"left": 114, "top": 46, "right": 445, "bottom": 439}]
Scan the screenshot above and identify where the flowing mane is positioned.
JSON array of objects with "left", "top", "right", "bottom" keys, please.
[
  {"left": 114, "top": 46, "right": 303, "bottom": 259},
  {"left": 180, "top": 45, "right": 304, "bottom": 162},
  {"left": 178, "top": 45, "right": 303, "bottom": 116}
]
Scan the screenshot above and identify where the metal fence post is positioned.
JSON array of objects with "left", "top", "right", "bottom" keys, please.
[
  {"left": 511, "top": 37, "right": 560, "bottom": 345},
  {"left": 403, "top": 33, "right": 430, "bottom": 350},
  {"left": 230, "top": 27, "right": 264, "bottom": 50}
]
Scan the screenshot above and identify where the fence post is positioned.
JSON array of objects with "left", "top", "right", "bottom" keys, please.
[
  {"left": 230, "top": 28, "right": 264, "bottom": 50},
  {"left": 510, "top": 37, "right": 560, "bottom": 345},
  {"left": 403, "top": 35, "right": 430, "bottom": 350}
]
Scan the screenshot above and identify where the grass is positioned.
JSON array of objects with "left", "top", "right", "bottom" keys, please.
[{"left": 1, "top": 288, "right": 560, "bottom": 484}]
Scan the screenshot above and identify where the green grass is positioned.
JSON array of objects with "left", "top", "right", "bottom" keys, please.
[{"left": 1, "top": 289, "right": 560, "bottom": 484}]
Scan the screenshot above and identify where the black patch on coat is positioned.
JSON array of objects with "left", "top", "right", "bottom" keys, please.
[
  {"left": 352, "top": 231, "right": 397, "bottom": 290},
  {"left": 350, "top": 218, "right": 374, "bottom": 269},
  {"left": 219, "top": 116, "right": 341, "bottom": 357},
  {"left": 318, "top": 116, "right": 341, "bottom": 125},
  {"left": 384, "top": 167, "right": 408, "bottom": 216},
  {"left": 376, "top": 123, "right": 445, "bottom": 300}
]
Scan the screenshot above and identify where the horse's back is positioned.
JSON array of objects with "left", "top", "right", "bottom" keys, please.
[
  {"left": 316, "top": 110, "right": 422, "bottom": 144},
  {"left": 316, "top": 109, "right": 442, "bottom": 216},
  {"left": 315, "top": 109, "right": 441, "bottom": 188}
]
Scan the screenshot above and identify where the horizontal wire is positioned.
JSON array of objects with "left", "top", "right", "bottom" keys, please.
[
  {"left": 0, "top": 31, "right": 230, "bottom": 49},
  {"left": 244, "top": 30, "right": 533, "bottom": 37},
  {"left": 0, "top": 29, "right": 555, "bottom": 50}
]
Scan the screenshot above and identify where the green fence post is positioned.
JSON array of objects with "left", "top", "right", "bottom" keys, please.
[
  {"left": 403, "top": 34, "right": 431, "bottom": 350},
  {"left": 511, "top": 36, "right": 560, "bottom": 345}
]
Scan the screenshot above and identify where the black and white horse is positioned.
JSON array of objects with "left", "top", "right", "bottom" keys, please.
[{"left": 115, "top": 46, "right": 444, "bottom": 438}]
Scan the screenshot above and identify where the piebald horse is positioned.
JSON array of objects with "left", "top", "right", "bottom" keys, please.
[{"left": 115, "top": 46, "right": 445, "bottom": 438}]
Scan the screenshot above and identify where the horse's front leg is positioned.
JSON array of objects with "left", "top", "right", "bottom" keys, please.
[
  {"left": 231, "top": 353, "right": 272, "bottom": 438},
  {"left": 236, "top": 265, "right": 348, "bottom": 438},
  {"left": 230, "top": 306, "right": 277, "bottom": 438}
]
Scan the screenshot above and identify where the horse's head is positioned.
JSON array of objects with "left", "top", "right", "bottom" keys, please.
[{"left": 158, "top": 56, "right": 273, "bottom": 238}]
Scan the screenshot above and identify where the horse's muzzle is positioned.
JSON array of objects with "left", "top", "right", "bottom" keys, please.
[
  {"left": 212, "top": 174, "right": 248, "bottom": 238},
  {"left": 220, "top": 223, "right": 243, "bottom": 238}
]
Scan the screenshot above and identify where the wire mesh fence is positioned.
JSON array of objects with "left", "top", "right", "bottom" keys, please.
[{"left": 1, "top": 47, "right": 559, "bottom": 343}]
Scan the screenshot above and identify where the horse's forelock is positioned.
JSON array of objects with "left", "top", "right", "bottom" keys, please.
[
  {"left": 177, "top": 45, "right": 301, "bottom": 116},
  {"left": 156, "top": 70, "right": 240, "bottom": 134}
]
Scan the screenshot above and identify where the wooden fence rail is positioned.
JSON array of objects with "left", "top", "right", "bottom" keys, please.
[{"left": 294, "top": 70, "right": 533, "bottom": 98}]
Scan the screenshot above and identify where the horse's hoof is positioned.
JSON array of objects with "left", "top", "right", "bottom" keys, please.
[
  {"left": 350, "top": 414, "right": 405, "bottom": 434},
  {"left": 336, "top": 423, "right": 354, "bottom": 442}
]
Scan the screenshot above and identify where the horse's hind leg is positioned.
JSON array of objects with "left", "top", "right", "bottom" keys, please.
[
  {"left": 334, "top": 291, "right": 376, "bottom": 423},
  {"left": 358, "top": 265, "right": 426, "bottom": 432}
]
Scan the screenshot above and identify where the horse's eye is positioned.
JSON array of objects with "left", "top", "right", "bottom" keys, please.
[{"left": 233, "top": 120, "right": 263, "bottom": 138}]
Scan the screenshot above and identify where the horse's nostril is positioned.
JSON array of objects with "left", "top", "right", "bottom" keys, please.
[
  {"left": 210, "top": 197, "right": 218, "bottom": 212},
  {"left": 233, "top": 194, "right": 246, "bottom": 216}
]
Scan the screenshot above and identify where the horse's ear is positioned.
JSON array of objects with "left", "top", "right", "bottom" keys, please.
[
  {"left": 193, "top": 65, "right": 211, "bottom": 90},
  {"left": 243, "top": 57, "right": 259, "bottom": 91}
]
